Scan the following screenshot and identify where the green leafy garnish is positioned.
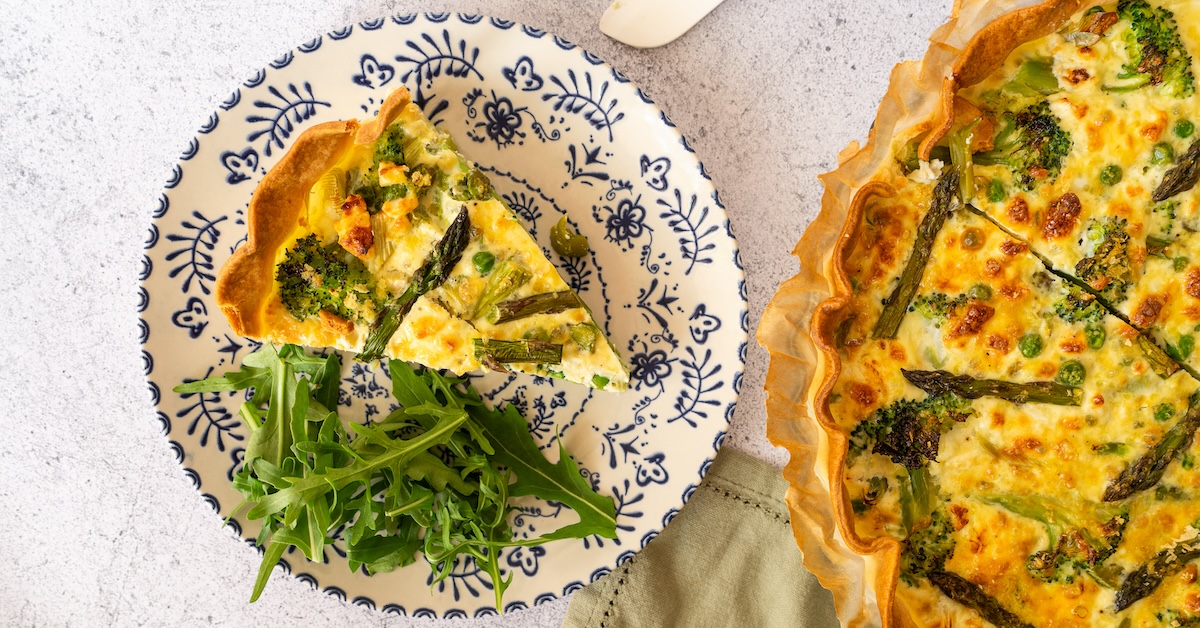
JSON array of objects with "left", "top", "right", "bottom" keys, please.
[{"left": 174, "top": 344, "right": 617, "bottom": 609}]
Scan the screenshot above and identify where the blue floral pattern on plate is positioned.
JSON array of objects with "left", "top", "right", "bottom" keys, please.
[{"left": 141, "top": 14, "right": 746, "bottom": 617}]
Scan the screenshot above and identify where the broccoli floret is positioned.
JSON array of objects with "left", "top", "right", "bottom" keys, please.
[
  {"left": 910, "top": 292, "right": 968, "bottom": 326},
  {"left": 975, "top": 101, "right": 1072, "bottom": 190},
  {"left": 849, "top": 394, "right": 975, "bottom": 469},
  {"left": 349, "top": 168, "right": 412, "bottom": 216},
  {"left": 1026, "top": 514, "right": 1126, "bottom": 586},
  {"left": 1107, "top": 0, "right": 1195, "bottom": 98},
  {"left": 900, "top": 507, "right": 957, "bottom": 585},
  {"left": 1053, "top": 287, "right": 1107, "bottom": 323},
  {"left": 373, "top": 123, "right": 406, "bottom": 165},
  {"left": 275, "top": 234, "right": 384, "bottom": 322},
  {"left": 350, "top": 170, "right": 385, "bottom": 215},
  {"left": 980, "top": 494, "right": 1127, "bottom": 587},
  {"left": 1075, "top": 217, "right": 1133, "bottom": 303}
]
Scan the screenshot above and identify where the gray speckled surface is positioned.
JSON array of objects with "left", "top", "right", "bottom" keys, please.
[{"left": 0, "top": 1, "right": 947, "bottom": 625}]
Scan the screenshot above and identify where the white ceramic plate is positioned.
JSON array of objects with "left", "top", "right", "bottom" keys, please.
[{"left": 140, "top": 13, "right": 747, "bottom": 617}]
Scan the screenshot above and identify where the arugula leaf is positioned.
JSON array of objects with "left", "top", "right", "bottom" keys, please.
[
  {"left": 177, "top": 344, "right": 617, "bottom": 610},
  {"left": 469, "top": 402, "right": 618, "bottom": 541}
]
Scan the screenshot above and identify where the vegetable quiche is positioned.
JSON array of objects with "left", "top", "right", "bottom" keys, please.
[
  {"left": 761, "top": 0, "right": 1200, "bottom": 625},
  {"left": 216, "top": 87, "right": 628, "bottom": 391}
]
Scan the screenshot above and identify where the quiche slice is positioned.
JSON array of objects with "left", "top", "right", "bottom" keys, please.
[{"left": 215, "top": 87, "right": 628, "bottom": 391}]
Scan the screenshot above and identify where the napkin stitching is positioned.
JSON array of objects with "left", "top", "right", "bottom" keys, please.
[
  {"left": 598, "top": 560, "right": 635, "bottom": 627},
  {"left": 704, "top": 480, "right": 790, "bottom": 525}
]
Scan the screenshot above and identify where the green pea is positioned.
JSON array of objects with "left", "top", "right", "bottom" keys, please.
[
  {"left": 550, "top": 215, "right": 590, "bottom": 257},
  {"left": 472, "top": 251, "right": 495, "bottom": 275},
  {"left": 522, "top": 327, "right": 551, "bottom": 342},
  {"left": 967, "top": 284, "right": 994, "bottom": 301},
  {"left": 1019, "top": 333, "right": 1044, "bottom": 358},
  {"left": 1184, "top": 454, "right": 1196, "bottom": 470},
  {"left": 962, "top": 228, "right": 984, "bottom": 250},
  {"left": 1176, "top": 119, "right": 1195, "bottom": 139},
  {"left": 1152, "top": 143, "right": 1175, "bottom": 165},
  {"left": 1179, "top": 334, "right": 1195, "bottom": 359},
  {"left": 1085, "top": 323, "right": 1106, "bottom": 349},
  {"left": 1175, "top": 256, "right": 1191, "bottom": 272},
  {"left": 987, "top": 179, "right": 1006, "bottom": 203},
  {"left": 1099, "top": 164, "right": 1123, "bottom": 186},
  {"left": 1155, "top": 403, "right": 1175, "bottom": 423},
  {"left": 1057, "top": 360, "right": 1086, "bottom": 386}
]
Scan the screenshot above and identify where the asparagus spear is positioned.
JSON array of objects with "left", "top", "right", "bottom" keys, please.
[
  {"left": 873, "top": 169, "right": 960, "bottom": 339},
  {"left": 1114, "top": 529, "right": 1200, "bottom": 611},
  {"left": 473, "top": 338, "right": 563, "bottom": 365},
  {"left": 902, "top": 369, "right": 1082, "bottom": 406},
  {"left": 1152, "top": 138, "right": 1200, "bottom": 202},
  {"left": 487, "top": 290, "right": 583, "bottom": 325},
  {"left": 899, "top": 466, "right": 937, "bottom": 534},
  {"left": 359, "top": 208, "right": 472, "bottom": 361},
  {"left": 1138, "top": 334, "right": 1182, "bottom": 379},
  {"left": 471, "top": 259, "right": 531, "bottom": 320},
  {"left": 1103, "top": 398, "right": 1200, "bottom": 502},
  {"left": 927, "top": 571, "right": 1033, "bottom": 628}
]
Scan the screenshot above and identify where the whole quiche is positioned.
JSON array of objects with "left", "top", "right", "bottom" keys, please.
[{"left": 761, "top": 1, "right": 1200, "bottom": 625}]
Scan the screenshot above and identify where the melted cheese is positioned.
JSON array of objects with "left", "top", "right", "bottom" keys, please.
[
  {"left": 963, "top": 1, "right": 1200, "bottom": 379},
  {"left": 834, "top": 113, "right": 1200, "bottom": 625}
]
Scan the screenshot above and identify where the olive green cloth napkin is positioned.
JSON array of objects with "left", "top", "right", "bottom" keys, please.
[{"left": 563, "top": 447, "right": 838, "bottom": 628}]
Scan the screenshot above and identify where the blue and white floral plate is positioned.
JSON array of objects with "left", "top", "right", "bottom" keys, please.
[{"left": 140, "top": 14, "right": 747, "bottom": 617}]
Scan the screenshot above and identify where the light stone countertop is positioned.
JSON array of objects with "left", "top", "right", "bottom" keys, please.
[{"left": 0, "top": 1, "right": 947, "bottom": 625}]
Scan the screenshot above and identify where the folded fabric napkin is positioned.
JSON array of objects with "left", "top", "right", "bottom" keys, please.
[{"left": 564, "top": 447, "right": 838, "bottom": 627}]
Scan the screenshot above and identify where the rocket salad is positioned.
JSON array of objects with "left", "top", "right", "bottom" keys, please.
[{"left": 174, "top": 344, "right": 617, "bottom": 608}]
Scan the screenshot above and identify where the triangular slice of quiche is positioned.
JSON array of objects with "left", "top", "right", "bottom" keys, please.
[{"left": 216, "top": 87, "right": 628, "bottom": 391}]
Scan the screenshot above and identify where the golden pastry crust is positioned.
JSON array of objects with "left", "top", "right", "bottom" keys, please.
[
  {"left": 759, "top": 2, "right": 1099, "bottom": 625},
  {"left": 214, "top": 87, "right": 412, "bottom": 337}
]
